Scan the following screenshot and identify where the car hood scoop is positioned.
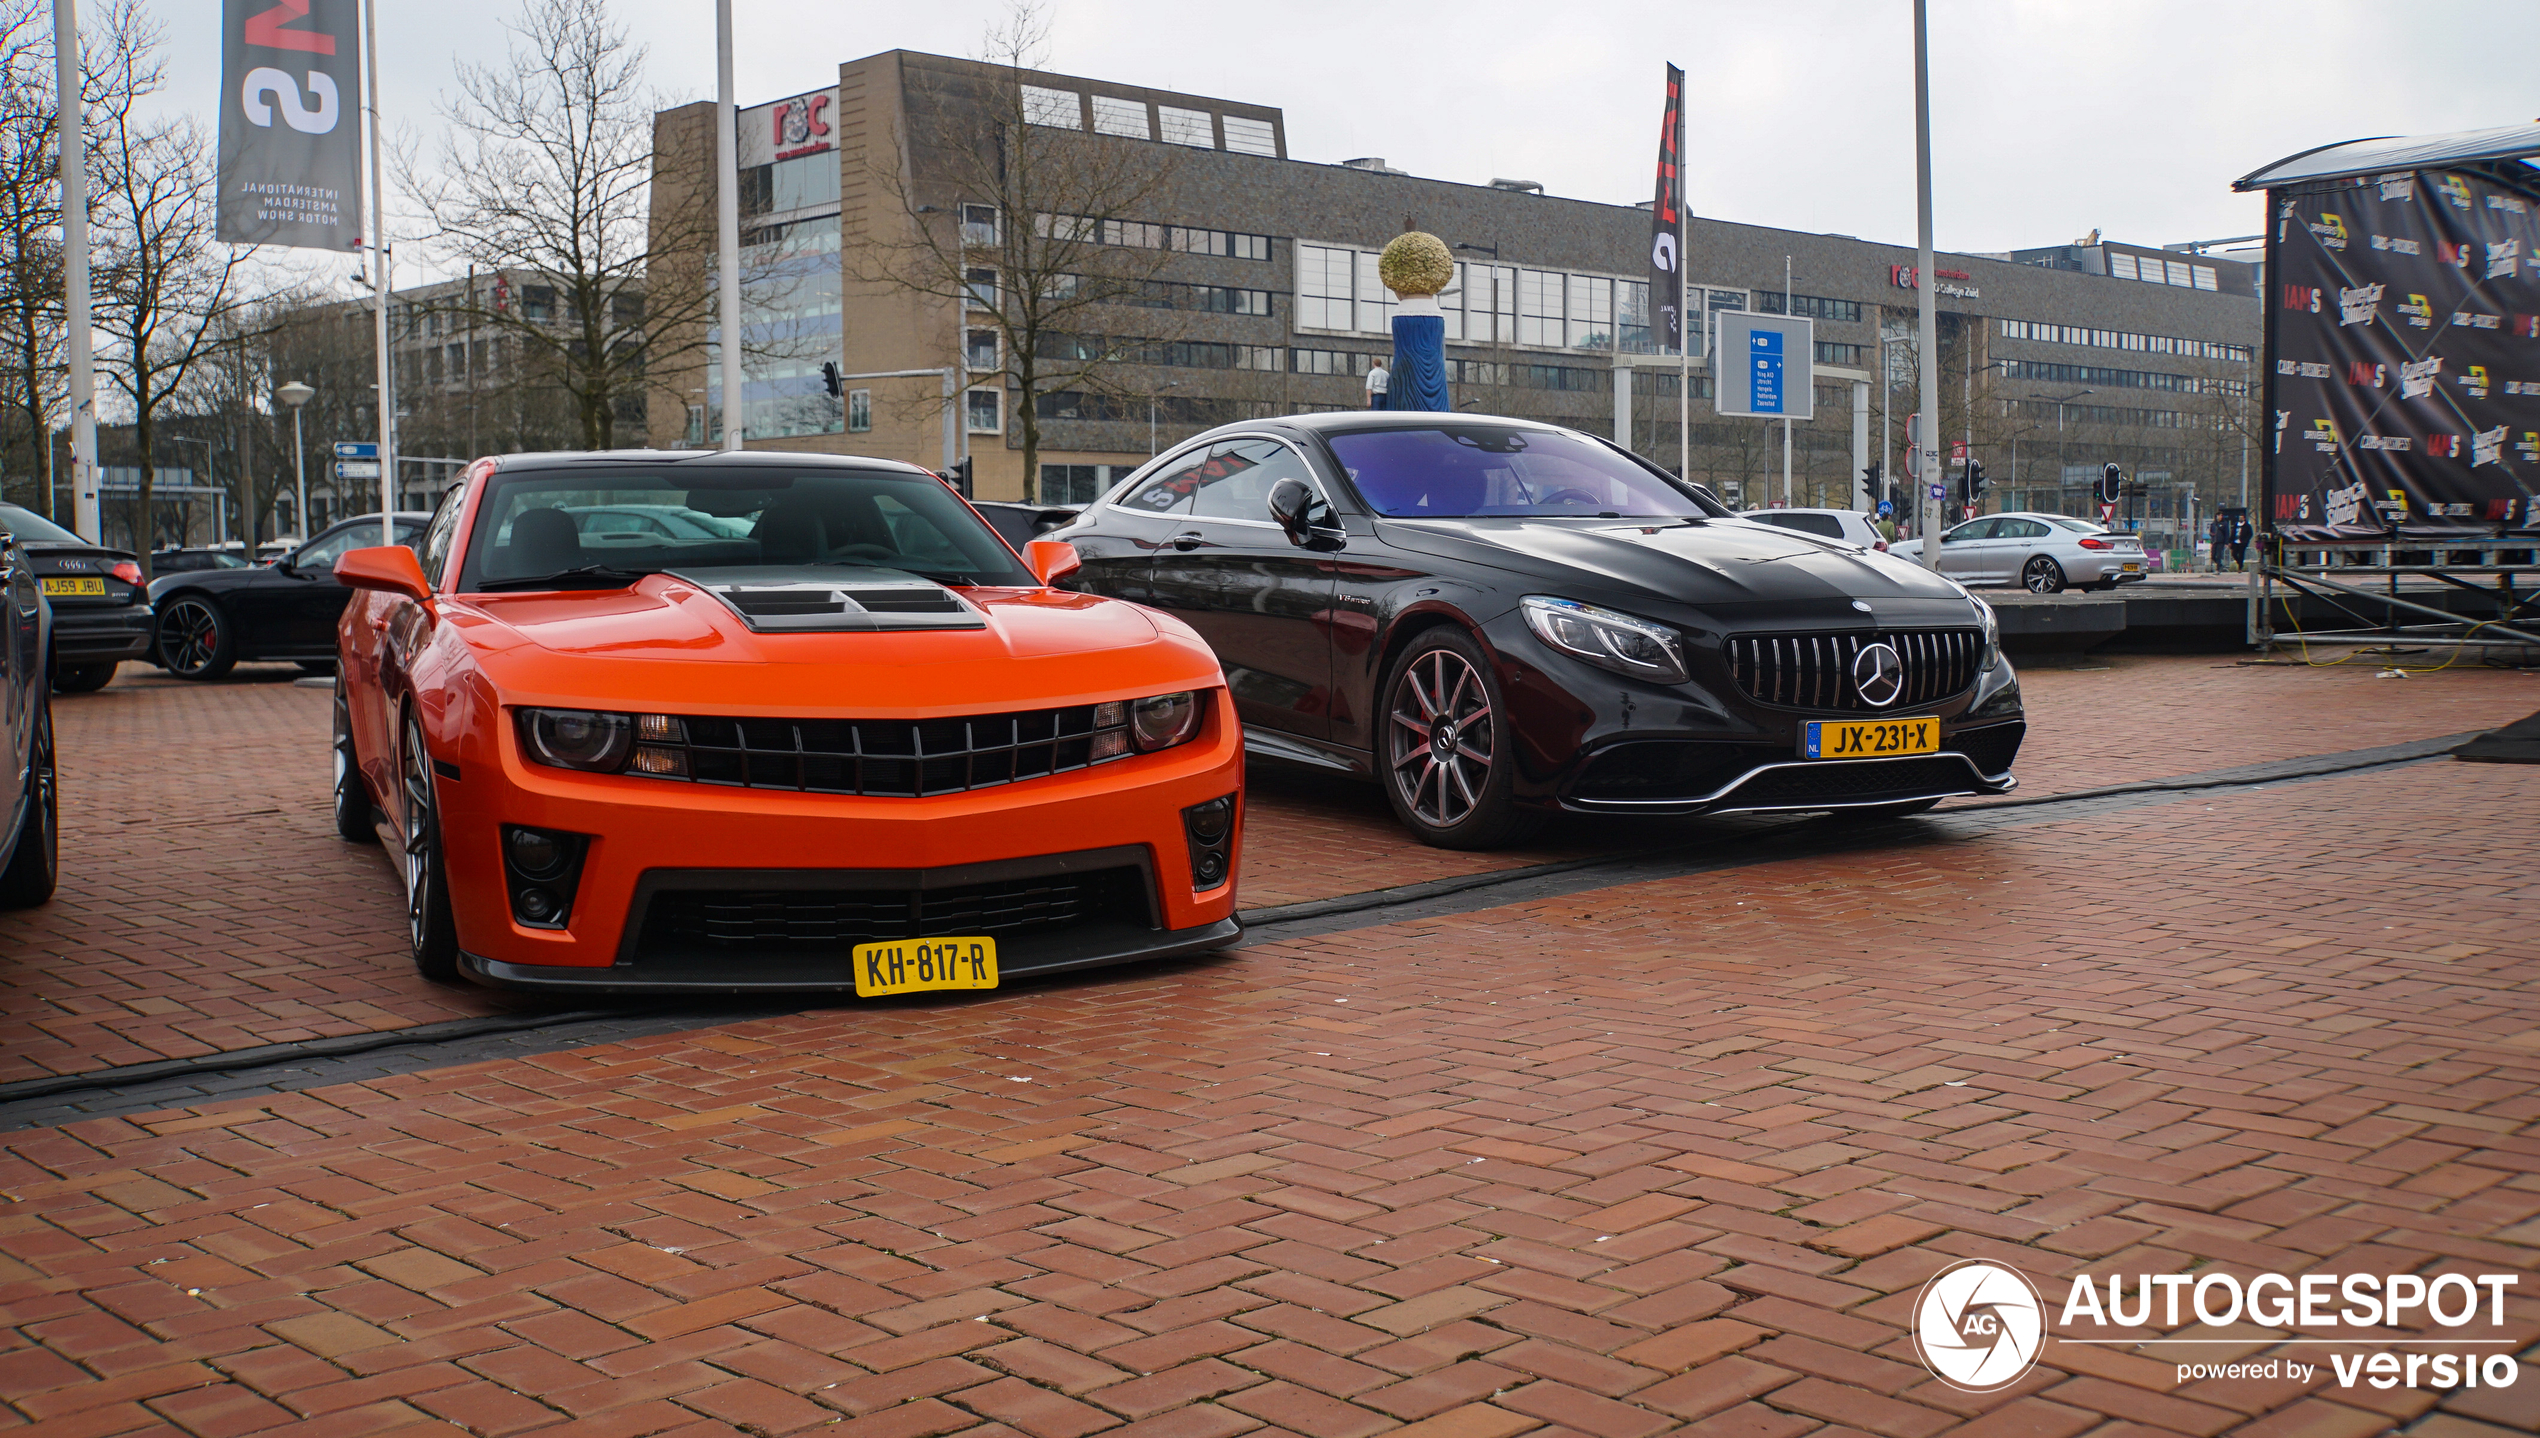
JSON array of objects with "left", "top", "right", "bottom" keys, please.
[{"left": 667, "top": 566, "right": 988, "bottom": 633}]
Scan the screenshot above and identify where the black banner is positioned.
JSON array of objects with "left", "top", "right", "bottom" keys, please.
[
  {"left": 1647, "top": 64, "right": 1685, "bottom": 355},
  {"left": 216, "top": 0, "right": 364, "bottom": 250},
  {"left": 2267, "top": 169, "right": 2540, "bottom": 538}
]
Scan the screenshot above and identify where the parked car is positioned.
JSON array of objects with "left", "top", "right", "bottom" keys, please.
[
  {"left": 330, "top": 451, "right": 1241, "bottom": 992},
  {"left": 149, "top": 512, "right": 430, "bottom": 679},
  {"left": 1890, "top": 512, "right": 2146, "bottom": 592},
  {"left": 0, "top": 501, "right": 152, "bottom": 693},
  {"left": 560, "top": 503, "right": 754, "bottom": 543},
  {"left": 1742, "top": 506, "right": 1889, "bottom": 550},
  {"left": 151, "top": 547, "right": 257, "bottom": 575},
  {"left": 1048, "top": 413, "right": 2023, "bottom": 848},
  {"left": 969, "top": 501, "right": 1082, "bottom": 554},
  {"left": 0, "top": 520, "right": 56, "bottom": 906}
]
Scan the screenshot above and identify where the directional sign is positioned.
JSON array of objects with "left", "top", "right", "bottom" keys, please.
[
  {"left": 333, "top": 441, "right": 378, "bottom": 459},
  {"left": 335, "top": 460, "right": 381, "bottom": 480},
  {"left": 1711, "top": 311, "right": 1814, "bottom": 419}
]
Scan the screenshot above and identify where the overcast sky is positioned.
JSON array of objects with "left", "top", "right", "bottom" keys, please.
[{"left": 141, "top": 0, "right": 2540, "bottom": 272}]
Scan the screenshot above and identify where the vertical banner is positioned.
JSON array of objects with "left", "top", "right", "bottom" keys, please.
[
  {"left": 217, "top": 0, "right": 363, "bottom": 250},
  {"left": 2267, "top": 169, "right": 2540, "bottom": 538},
  {"left": 1647, "top": 64, "right": 1686, "bottom": 354}
]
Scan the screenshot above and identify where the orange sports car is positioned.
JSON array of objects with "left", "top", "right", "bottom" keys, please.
[{"left": 330, "top": 451, "right": 1241, "bottom": 993}]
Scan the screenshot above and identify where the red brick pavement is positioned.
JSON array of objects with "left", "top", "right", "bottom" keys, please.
[
  {"left": 5, "top": 657, "right": 2533, "bottom": 1082},
  {"left": 1, "top": 755, "right": 2534, "bottom": 1436}
]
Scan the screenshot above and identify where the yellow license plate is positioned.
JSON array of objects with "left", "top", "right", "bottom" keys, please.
[
  {"left": 853, "top": 936, "right": 998, "bottom": 997},
  {"left": 2121, "top": 562, "right": 2142, "bottom": 572},
  {"left": 42, "top": 576, "right": 104, "bottom": 596},
  {"left": 1804, "top": 715, "right": 1940, "bottom": 760}
]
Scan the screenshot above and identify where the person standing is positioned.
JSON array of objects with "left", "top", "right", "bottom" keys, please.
[
  {"left": 2229, "top": 512, "right": 2253, "bottom": 571},
  {"left": 1365, "top": 357, "right": 1390, "bottom": 410},
  {"left": 2210, "top": 514, "right": 2230, "bottom": 573}
]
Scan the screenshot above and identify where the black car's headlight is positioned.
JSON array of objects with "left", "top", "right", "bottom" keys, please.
[
  {"left": 1520, "top": 596, "right": 1688, "bottom": 684},
  {"left": 522, "top": 709, "right": 634, "bottom": 772},
  {"left": 1973, "top": 598, "right": 2001, "bottom": 668}
]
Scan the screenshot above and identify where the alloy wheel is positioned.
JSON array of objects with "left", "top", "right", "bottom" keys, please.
[
  {"left": 161, "top": 599, "right": 224, "bottom": 675},
  {"left": 1387, "top": 648, "right": 1496, "bottom": 829},
  {"left": 401, "top": 713, "right": 435, "bottom": 953},
  {"left": 2023, "top": 557, "right": 2065, "bottom": 594}
]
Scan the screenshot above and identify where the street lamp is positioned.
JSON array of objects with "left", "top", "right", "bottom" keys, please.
[
  {"left": 276, "top": 380, "right": 314, "bottom": 542},
  {"left": 2050, "top": 388, "right": 2095, "bottom": 507},
  {"left": 1149, "top": 380, "right": 1183, "bottom": 455}
]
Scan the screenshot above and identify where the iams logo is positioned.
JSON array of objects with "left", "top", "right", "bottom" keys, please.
[
  {"left": 2311, "top": 214, "right": 2350, "bottom": 250},
  {"left": 2397, "top": 293, "right": 2435, "bottom": 327},
  {"left": 2282, "top": 284, "right": 2321, "bottom": 313},
  {"left": 2438, "top": 175, "right": 2474, "bottom": 209},
  {"left": 2517, "top": 315, "right": 2540, "bottom": 338},
  {"left": 2338, "top": 283, "right": 2384, "bottom": 326},
  {"left": 1912, "top": 1261, "right": 2044, "bottom": 1392},
  {"left": 2427, "top": 432, "right": 2462, "bottom": 458},
  {"left": 2437, "top": 240, "right": 2472, "bottom": 268},
  {"left": 2346, "top": 361, "right": 2385, "bottom": 387}
]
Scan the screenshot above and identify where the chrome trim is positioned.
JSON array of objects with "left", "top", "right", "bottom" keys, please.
[{"left": 1561, "top": 750, "right": 2015, "bottom": 814}]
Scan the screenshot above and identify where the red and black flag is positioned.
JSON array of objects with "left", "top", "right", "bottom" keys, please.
[{"left": 1648, "top": 64, "right": 1686, "bottom": 353}]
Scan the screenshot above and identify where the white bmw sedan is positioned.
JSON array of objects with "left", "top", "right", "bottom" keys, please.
[{"left": 1891, "top": 513, "right": 2146, "bottom": 593}]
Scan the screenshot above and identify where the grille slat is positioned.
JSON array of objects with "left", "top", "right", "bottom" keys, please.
[
  {"left": 1722, "top": 627, "right": 1984, "bottom": 712},
  {"left": 630, "top": 705, "right": 1129, "bottom": 797},
  {"left": 637, "top": 866, "right": 1151, "bottom": 956}
]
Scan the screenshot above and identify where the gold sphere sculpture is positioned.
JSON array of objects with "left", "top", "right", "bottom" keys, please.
[{"left": 1378, "top": 231, "right": 1455, "bottom": 298}]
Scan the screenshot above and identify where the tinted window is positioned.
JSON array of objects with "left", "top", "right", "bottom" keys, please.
[
  {"left": 1943, "top": 519, "right": 1999, "bottom": 543},
  {"left": 456, "top": 465, "right": 1033, "bottom": 591},
  {"left": 299, "top": 523, "right": 390, "bottom": 571},
  {"left": 1774, "top": 513, "right": 1845, "bottom": 539},
  {"left": 0, "top": 502, "right": 82, "bottom": 545},
  {"left": 1119, "top": 449, "right": 1212, "bottom": 515},
  {"left": 1188, "top": 439, "right": 1316, "bottom": 523},
  {"left": 1998, "top": 518, "right": 2050, "bottom": 539},
  {"left": 1326, "top": 425, "right": 1716, "bottom": 518},
  {"left": 420, "top": 489, "right": 465, "bottom": 586}
]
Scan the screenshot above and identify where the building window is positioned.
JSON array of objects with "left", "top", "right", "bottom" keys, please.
[
  {"left": 1021, "top": 85, "right": 1080, "bottom": 129},
  {"left": 846, "top": 389, "right": 870, "bottom": 432},
  {"left": 966, "top": 388, "right": 1002, "bottom": 434},
  {"left": 1090, "top": 96, "right": 1149, "bottom": 139},
  {"left": 1755, "top": 291, "right": 1865, "bottom": 324},
  {"left": 1815, "top": 341, "right": 1865, "bottom": 366},
  {"left": 1223, "top": 115, "right": 1276, "bottom": 156},
  {"left": 964, "top": 268, "right": 998, "bottom": 311},
  {"left": 1158, "top": 106, "right": 1213, "bottom": 148},
  {"left": 1517, "top": 269, "right": 1563, "bottom": 347},
  {"left": 965, "top": 329, "right": 1001, "bottom": 372},
  {"left": 1292, "top": 348, "right": 1373, "bottom": 376},
  {"left": 961, "top": 205, "right": 998, "bottom": 247},
  {"left": 1354, "top": 249, "right": 1393, "bottom": 333},
  {"left": 521, "top": 286, "right": 555, "bottom": 322},
  {"left": 1233, "top": 233, "right": 1270, "bottom": 261},
  {"left": 1297, "top": 244, "right": 1352, "bottom": 331},
  {"left": 685, "top": 404, "right": 705, "bottom": 446},
  {"left": 1565, "top": 274, "right": 1613, "bottom": 350}
]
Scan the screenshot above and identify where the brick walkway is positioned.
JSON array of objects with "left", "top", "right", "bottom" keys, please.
[
  {"left": 2, "top": 732, "right": 2536, "bottom": 1435},
  {"left": 5, "top": 658, "right": 2534, "bottom": 1083}
]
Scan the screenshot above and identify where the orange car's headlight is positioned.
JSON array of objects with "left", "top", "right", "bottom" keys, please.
[{"left": 522, "top": 708, "right": 636, "bottom": 772}]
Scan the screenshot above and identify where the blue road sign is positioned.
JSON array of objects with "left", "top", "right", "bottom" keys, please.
[
  {"left": 1748, "top": 329, "right": 1784, "bottom": 415},
  {"left": 1928, "top": 483, "right": 1947, "bottom": 501},
  {"left": 333, "top": 441, "right": 378, "bottom": 459},
  {"left": 1876, "top": 500, "right": 1894, "bottom": 517}
]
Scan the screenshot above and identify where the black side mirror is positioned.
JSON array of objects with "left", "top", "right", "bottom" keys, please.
[{"left": 1267, "top": 478, "right": 1344, "bottom": 551}]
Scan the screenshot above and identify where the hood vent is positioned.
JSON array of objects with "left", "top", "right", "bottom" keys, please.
[{"left": 669, "top": 565, "right": 988, "bottom": 633}]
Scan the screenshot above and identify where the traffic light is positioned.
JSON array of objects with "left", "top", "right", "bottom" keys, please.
[
  {"left": 821, "top": 361, "right": 843, "bottom": 398},
  {"left": 2098, "top": 463, "right": 2122, "bottom": 505},
  {"left": 947, "top": 457, "right": 973, "bottom": 496},
  {"left": 1862, "top": 461, "right": 1882, "bottom": 504},
  {"left": 1960, "top": 459, "right": 1987, "bottom": 510}
]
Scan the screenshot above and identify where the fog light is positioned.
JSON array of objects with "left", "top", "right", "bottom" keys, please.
[
  {"left": 505, "top": 826, "right": 565, "bottom": 878},
  {"left": 1183, "top": 795, "right": 1234, "bottom": 843},
  {"left": 1182, "top": 792, "right": 1237, "bottom": 892},
  {"left": 1194, "top": 851, "right": 1228, "bottom": 887},
  {"left": 516, "top": 887, "right": 559, "bottom": 923}
]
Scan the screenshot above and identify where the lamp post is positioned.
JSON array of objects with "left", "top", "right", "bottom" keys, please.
[
  {"left": 2052, "top": 388, "right": 2094, "bottom": 506},
  {"left": 1149, "top": 381, "right": 1182, "bottom": 455},
  {"left": 277, "top": 380, "right": 314, "bottom": 540}
]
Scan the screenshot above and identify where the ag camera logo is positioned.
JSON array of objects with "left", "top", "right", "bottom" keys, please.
[{"left": 1912, "top": 1260, "right": 2045, "bottom": 1391}]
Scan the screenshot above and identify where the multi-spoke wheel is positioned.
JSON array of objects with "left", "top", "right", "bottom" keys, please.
[
  {"left": 52, "top": 663, "right": 115, "bottom": 693},
  {"left": 399, "top": 709, "right": 461, "bottom": 982},
  {"left": 2022, "top": 556, "right": 2067, "bottom": 594},
  {"left": 157, "top": 596, "right": 235, "bottom": 679},
  {"left": 1380, "top": 628, "right": 1539, "bottom": 850},
  {"left": 333, "top": 683, "right": 375, "bottom": 843},
  {"left": 0, "top": 691, "right": 57, "bottom": 908}
]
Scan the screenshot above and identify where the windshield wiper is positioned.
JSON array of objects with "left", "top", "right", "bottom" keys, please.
[{"left": 477, "top": 563, "right": 652, "bottom": 592}]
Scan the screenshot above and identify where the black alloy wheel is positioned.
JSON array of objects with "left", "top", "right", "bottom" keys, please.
[
  {"left": 399, "top": 708, "right": 461, "bottom": 982},
  {"left": 333, "top": 683, "right": 375, "bottom": 843},
  {"left": 158, "top": 596, "right": 236, "bottom": 679},
  {"left": 0, "top": 693, "right": 58, "bottom": 908},
  {"left": 1381, "top": 628, "right": 1540, "bottom": 850},
  {"left": 52, "top": 663, "right": 116, "bottom": 693},
  {"left": 2022, "top": 556, "right": 2067, "bottom": 594}
]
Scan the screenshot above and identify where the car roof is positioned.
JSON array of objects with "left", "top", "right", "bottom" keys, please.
[
  {"left": 483, "top": 448, "right": 940, "bottom": 479},
  {"left": 1743, "top": 507, "right": 1867, "bottom": 517}
]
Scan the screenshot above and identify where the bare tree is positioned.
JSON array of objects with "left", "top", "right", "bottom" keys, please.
[
  {"left": 851, "top": 3, "right": 1191, "bottom": 500},
  {"left": 409, "top": 0, "right": 708, "bottom": 449}
]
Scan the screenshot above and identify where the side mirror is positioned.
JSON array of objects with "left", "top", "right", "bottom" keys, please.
[
  {"left": 1025, "top": 538, "right": 1081, "bottom": 587},
  {"left": 335, "top": 544, "right": 433, "bottom": 605},
  {"left": 1267, "top": 478, "right": 1345, "bottom": 550}
]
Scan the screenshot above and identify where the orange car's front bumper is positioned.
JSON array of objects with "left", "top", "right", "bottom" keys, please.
[{"left": 432, "top": 692, "right": 1244, "bottom": 993}]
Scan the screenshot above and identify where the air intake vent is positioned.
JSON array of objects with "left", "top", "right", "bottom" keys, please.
[
  {"left": 670, "top": 565, "right": 987, "bottom": 633},
  {"left": 1724, "top": 629, "right": 1983, "bottom": 711}
]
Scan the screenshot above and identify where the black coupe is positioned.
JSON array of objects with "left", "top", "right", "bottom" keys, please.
[
  {"left": 149, "top": 512, "right": 429, "bottom": 679},
  {"left": 1049, "top": 413, "right": 2024, "bottom": 848},
  {"left": 0, "top": 519, "right": 56, "bottom": 906},
  {"left": 0, "top": 502, "right": 152, "bottom": 692}
]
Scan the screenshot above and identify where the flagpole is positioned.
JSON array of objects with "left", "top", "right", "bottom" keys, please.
[
  {"left": 1913, "top": 0, "right": 1940, "bottom": 567},
  {"left": 54, "top": 0, "right": 98, "bottom": 543},
  {"left": 715, "top": 0, "right": 743, "bottom": 451},
  {"left": 364, "top": 0, "right": 394, "bottom": 542}
]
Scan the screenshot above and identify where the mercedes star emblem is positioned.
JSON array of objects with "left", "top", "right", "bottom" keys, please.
[{"left": 1853, "top": 642, "right": 1905, "bottom": 708}]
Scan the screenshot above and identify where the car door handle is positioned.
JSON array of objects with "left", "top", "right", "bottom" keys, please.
[{"left": 1170, "top": 530, "right": 1204, "bottom": 551}]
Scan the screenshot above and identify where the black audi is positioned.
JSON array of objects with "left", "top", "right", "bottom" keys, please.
[
  {"left": 0, "top": 501, "right": 152, "bottom": 692},
  {"left": 1048, "top": 413, "right": 2023, "bottom": 848},
  {"left": 147, "top": 512, "right": 429, "bottom": 679}
]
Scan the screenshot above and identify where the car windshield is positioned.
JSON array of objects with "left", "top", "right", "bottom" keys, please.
[
  {"left": 455, "top": 465, "right": 1036, "bottom": 592},
  {"left": 1326, "top": 425, "right": 1720, "bottom": 519},
  {"left": 0, "top": 502, "right": 83, "bottom": 544}
]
